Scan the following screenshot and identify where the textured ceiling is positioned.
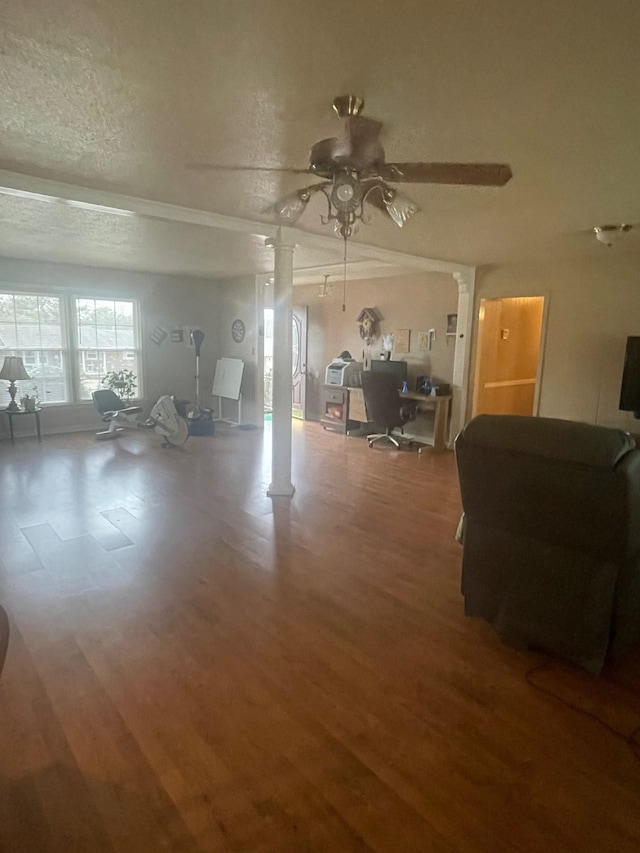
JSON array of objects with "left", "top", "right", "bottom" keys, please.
[
  {"left": 0, "top": 0, "right": 639, "bottom": 276},
  {"left": 0, "top": 193, "right": 355, "bottom": 278}
]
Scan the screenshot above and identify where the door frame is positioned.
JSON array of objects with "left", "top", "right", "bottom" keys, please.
[
  {"left": 255, "top": 273, "right": 271, "bottom": 426},
  {"left": 291, "top": 304, "right": 308, "bottom": 419},
  {"left": 470, "top": 292, "right": 550, "bottom": 418}
]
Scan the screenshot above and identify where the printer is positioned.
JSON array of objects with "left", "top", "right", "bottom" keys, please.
[{"left": 325, "top": 353, "right": 363, "bottom": 386}]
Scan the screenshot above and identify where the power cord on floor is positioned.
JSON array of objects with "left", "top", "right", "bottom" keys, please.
[{"left": 525, "top": 658, "right": 640, "bottom": 764}]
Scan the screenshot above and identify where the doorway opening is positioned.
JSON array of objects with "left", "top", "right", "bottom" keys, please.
[
  {"left": 472, "top": 296, "right": 546, "bottom": 417},
  {"left": 263, "top": 306, "right": 308, "bottom": 422}
]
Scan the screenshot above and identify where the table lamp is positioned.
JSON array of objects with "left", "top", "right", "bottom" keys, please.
[{"left": 0, "top": 356, "right": 31, "bottom": 412}]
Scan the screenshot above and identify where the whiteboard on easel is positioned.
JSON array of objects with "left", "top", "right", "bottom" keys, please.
[{"left": 212, "top": 358, "right": 244, "bottom": 400}]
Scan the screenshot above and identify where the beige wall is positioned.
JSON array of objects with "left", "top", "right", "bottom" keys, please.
[
  {"left": 0, "top": 257, "right": 220, "bottom": 438},
  {"left": 295, "top": 272, "right": 459, "bottom": 421},
  {"left": 213, "top": 275, "right": 260, "bottom": 425},
  {"left": 474, "top": 251, "right": 640, "bottom": 430}
]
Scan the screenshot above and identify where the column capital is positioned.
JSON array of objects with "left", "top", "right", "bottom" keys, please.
[
  {"left": 452, "top": 269, "right": 475, "bottom": 294},
  {"left": 265, "top": 228, "right": 297, "bottom": 252}
]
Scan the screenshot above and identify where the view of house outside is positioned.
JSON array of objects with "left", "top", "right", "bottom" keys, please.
[{"left": 0, "top": 293, "right": 139, "bottom": 405}]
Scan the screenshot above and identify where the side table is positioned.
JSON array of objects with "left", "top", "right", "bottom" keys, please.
[{"left": 3, "top": 407, "right": 42, "bottom": 444}]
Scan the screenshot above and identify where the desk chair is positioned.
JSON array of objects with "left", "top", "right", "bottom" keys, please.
[
  {"left": 0, "top": 605, "right": 9, "bottom": 679},
  {"left": 361, "top": 372, "right": 417, "bottom": 448}
]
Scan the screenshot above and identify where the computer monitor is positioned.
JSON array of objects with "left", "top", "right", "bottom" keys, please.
[{"left": 370, "top": 359, "right": 408, "bottom": 388}]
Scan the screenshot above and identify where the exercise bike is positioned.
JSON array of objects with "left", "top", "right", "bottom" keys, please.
[{"left": 92, "top": 390, "right": 189, "bottom": 447}]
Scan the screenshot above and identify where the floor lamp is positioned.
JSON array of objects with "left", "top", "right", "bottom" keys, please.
[{"left": 0, "top": 355, "right": 31, "bottom": 412}]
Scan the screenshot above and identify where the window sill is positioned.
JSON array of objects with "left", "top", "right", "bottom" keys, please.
[{"left": 37, "top": 398, "right": 145, "bottom": 409}]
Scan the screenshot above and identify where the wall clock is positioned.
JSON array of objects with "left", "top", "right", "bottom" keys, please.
[{"left": 231, "top": 318, "right": 245, "bottom": 343}]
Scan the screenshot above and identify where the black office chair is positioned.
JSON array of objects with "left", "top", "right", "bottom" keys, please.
[{"left": 361, "top": 372, "right": 417, "bottom": 448}]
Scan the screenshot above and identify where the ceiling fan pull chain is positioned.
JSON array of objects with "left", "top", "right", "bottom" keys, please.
[{"left": 342, "top": 235, "right": 348, "bottom": 312}]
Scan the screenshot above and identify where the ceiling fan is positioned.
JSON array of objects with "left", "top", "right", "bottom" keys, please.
[{"left": 201, "top": 94, "right": 512, "bottom": 239}]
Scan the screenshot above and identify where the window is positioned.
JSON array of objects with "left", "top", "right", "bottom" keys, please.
[
  {"left": 75, "top": 298, "right": 140, "bottom": 400},
  {"left": 0, "top": 290, "right": 141, "bottom": 405},
  {"left": 0, "top": 293, "right": 68, "bottom": 405}
]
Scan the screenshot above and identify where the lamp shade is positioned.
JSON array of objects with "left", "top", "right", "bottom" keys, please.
[{"left": 0, "top": 355, "right": 31, "bottom": 381}]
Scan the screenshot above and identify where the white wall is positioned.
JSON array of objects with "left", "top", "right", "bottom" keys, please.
[
  {"left": 0, "top": 257, "right": 220, "bottom": 438},
  {"left": 474, "top": 251, "right": 640, "bottom": 431}
]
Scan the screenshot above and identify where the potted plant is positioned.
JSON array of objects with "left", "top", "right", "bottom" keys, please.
[
  {"left": 20, "top": 385, "right": 40, "bottom": 411},
  {"left": 101, "top": 369, "right": 137, "bottom": 402}
]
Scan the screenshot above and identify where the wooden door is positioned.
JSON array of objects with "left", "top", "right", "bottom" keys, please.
[
  {"left": 473, "top": 296, "right": 545, "bottom": 416},
  {"left": 292, "top": 305, "right": 307, "bottom": 419}
]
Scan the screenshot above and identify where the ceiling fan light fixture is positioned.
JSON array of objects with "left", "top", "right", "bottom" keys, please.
[
  {"left": 272, "top": 189, "right": 311, "bottom": 223},
  {"left": 382, "top": 188, "right": 419, "bottom": 228},
  {"left": 331, "top": 173, "right": 361, "bottom": 212},
  {"left": 594, "top": 224, "right": 632, "bottom": 247},
  {"left": 331, "top": 218, "right": 359, "bottom": 238}
]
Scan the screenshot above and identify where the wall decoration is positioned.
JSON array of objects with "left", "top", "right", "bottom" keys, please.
[
  {"left": 394, "top": 328, "right": 411, "bottom": 354},
  {"left": 381, "top": 332, "right": 394, "bottom": 360},
  {"left": 170, "top": 328, "right": 184, "bottom": 343},
  {"left": 447, "top": 313, "right": 458, "bottom": 335},
  {"left": 149, "top": 325, "right": 167, "bottom": 345},
  {"left": 231, "top": 318, "right": 246, "bottom": 343},
  {"left": 356, "top": 307, "right": 380, "bottom": 346},
  {"left": 418, "top": 332, "right": 429, "bottom": 350}
]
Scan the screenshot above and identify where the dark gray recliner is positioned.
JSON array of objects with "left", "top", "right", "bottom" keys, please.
[
  {"left": 455, "top": 414, "right": 640, "bottom": 673},
  {"left": 0, "top": 605, "right": 9, "bottom": 679}
]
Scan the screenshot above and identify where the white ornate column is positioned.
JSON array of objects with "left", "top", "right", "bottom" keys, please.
[
  {"left": 265, "top": 230, "right": 296, "bottom": 497},
  {"left": 449, "top": 268, "right": 476, "bottom": 446}
]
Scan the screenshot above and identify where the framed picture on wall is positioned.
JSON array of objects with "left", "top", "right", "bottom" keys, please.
[
  {"left": 447, "top": 314, "right": 458, "bottom": 335},
  {"left": 394, "top": 328, "right": 410, "bottom": 353}
]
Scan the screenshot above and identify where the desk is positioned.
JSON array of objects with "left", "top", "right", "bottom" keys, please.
[
  {"left": 347, "top": 387, "right": 451, "bottom": 452},
  {"left": 399, "top": 392, "right": 451, "bottom": 453},
  {"left": 3, "top": 407, "right": 42, "bottom": 444}
]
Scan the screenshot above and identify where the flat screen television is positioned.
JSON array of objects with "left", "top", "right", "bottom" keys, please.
[
  {"left": 619, "top": 336, "right": 640, "bottom": 418},
  {"left": 370, "top": 359, "right": 408, "bottom": 388}
]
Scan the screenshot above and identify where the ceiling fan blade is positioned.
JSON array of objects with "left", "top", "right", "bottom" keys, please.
[
  {"left": 377, "top": 162, "right": 513, "bottom": 186},
  {"left": 186, "top": 163, "right": 311, "bottom": 174}
]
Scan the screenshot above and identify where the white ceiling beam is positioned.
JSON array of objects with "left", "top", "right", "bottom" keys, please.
[
  {"left": 0, "top": 169, "right": 278, "bottom": 238},
  {"left": 0, "top": 169, "right": 473, "bottom": 278}
]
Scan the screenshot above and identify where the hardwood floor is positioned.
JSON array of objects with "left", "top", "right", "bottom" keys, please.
[{"left": 1, "top": 422, "right": 639, "bottom": 852}]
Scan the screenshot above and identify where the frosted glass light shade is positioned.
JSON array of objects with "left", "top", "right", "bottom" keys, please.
[
  {"left": 273, "top": 190, "right": 311, "bottom": 223},
  {"left": 383, "top": 189, "right": 419, "bottom": 228}
]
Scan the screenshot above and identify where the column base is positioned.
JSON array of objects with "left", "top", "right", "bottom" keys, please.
[{"left": 267, "top": 482, "right": 296, "bottom": 498}]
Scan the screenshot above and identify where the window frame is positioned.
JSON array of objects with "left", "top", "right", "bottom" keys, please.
[
  {"left": 0, "top": 286, "right": 143, "bottom": 406},
  {"left": 70, "top": 295, "right": 143, "bottom": 402}
]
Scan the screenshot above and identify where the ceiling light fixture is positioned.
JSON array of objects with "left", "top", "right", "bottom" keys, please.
[
  {"left": 266, "top": 94, "right": 511, "bottom": 311},
  {"left": 594, "top": 224, "right": 632, "bottom": 247},
  {"left": 318, "top": 274, "right": 332, "bottom": 299},
  {"left": 316, "top": 174, "right": 419, "bottom": 312}
]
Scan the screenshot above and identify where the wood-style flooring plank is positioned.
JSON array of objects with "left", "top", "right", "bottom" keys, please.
[{"left": 1, "top": 425, "right": 640, "bottom": 852}]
